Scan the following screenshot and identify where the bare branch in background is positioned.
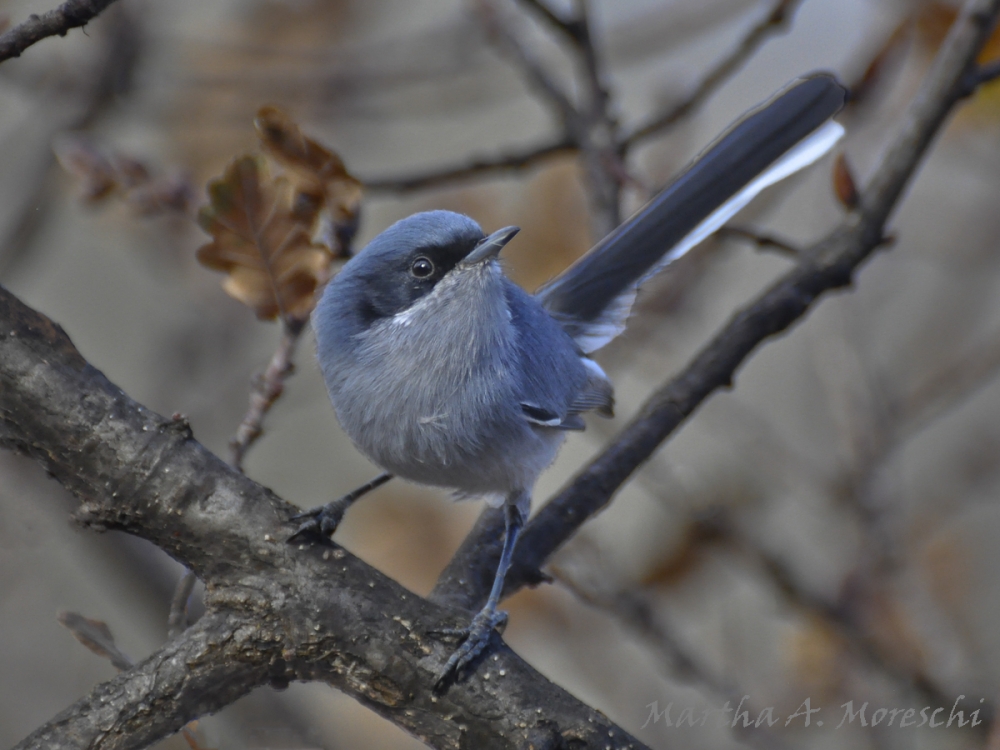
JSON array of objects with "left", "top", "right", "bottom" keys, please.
[
  {"left": 478, "top": 0, "right": 578, "bottom": 123},
  {"left": 0, "top": 4, "right": 142, "bottom": 278},
  {"left": 716, "top": 224, "right": 802, "bottom": 256},
  {"left": 0, "top": 0, "right": 120, "bottom": 63},
  {"left": 363, "top": 138, "right": 575, "bottom": 193},
  {"left": 553, "top": 563, "right": 792, "bottom": 750},
  {"left": 969, "top": 57, "right": 1000, "bottom": 86},
  {"left": 480, "top": 0, "right": 623, "bottom": 237},
  {"left": 432, "top": 0, "right": 1000, "bottom": 615},
  {"left": 563, "top": 0, "right": 625, "bottom": 238},
  {"left": 722, "top": 517, "right": 976, "bottom": 725},
  {"left": 370, "top": 0, "right": 804, "bottom": 239},
  {"left": 623, "top": 0, "right": 803, "bottom": 146},
  {"left": 57, "top": 612, "right": 133, "bottom": 672},
  {"left": 895, "top": 327, "right": 1000, "bottom": 439},
  {"left": 518, "top": 0, "right": 578, "bottom": 40}
]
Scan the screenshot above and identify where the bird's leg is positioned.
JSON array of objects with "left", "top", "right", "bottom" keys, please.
[
  {"left": 434, "top": 496, "right": 526, "bottom": 689},
  {"left": 288, "top": 472, "right": 394, "bottom": 544}
]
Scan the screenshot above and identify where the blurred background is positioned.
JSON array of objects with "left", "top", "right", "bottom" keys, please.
[{"left": 3, "top": 0, "right": 1000, "bottom": 748}]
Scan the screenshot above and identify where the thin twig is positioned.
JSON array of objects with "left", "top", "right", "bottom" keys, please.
[
  {"left": 363, "top": 138, "right": 574, "bottom": 193},
  {"left": 57, "top": 611, "right": 133, "bottom": 671},
  {"left": 478, "top": 0, "right": 579, "bottom": 125},
  {"left": 568, "top": 0, "right": 624, "bottom": 237},
  {"left": 485, "top": 0, "right": 622, "bottom": 237},
  {"left": 367, "top": 0, "right": 799, "bottom": 206},
  {"left": 0, "top": 0, "right": 120, "bottom": 63},
  {"left": 716, "top": 224, "right": 801, "bottom": 256},
  {"left": 968, "top": 57, "right": 1000, "bottom": 88},
  {"left": 723, "top": 522, "right": 975, "bottom": 723},
  {"left": 552, "top": 564, "right": 732, "bottom": 694},
  {"left": 229, "top": 318, "right": 305, "bottom": 471},
  {"left": 518, "top": 0, "right": 580, "bottom": 41},
  {"left": 894, "top": 327, "right": 1000, "bottom": 441},
  {"left": 553, "top": 566, "right": 790, "bottom": 750},
  {"left": 623, "top": 0, "right": 803, "bottom": 146},
  {"left": 432, "top": 0, "right": 1000, "bottom": 612},
  {"left": 0, "top": 4, "right": 141, "bottom": 277}
]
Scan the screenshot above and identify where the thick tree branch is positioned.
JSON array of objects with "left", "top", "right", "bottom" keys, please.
[
  {"left": 0, "top": 0, "right": 120, "bottom": 64},
  {"left": 0, "top": 288, "right": 651, "bottom": 750},
  {"left": 17, "top": 611, "right": 268, "bottom": 750},
  {"left": 432, "top": 0, "right": 1000, "bottom": 612}
]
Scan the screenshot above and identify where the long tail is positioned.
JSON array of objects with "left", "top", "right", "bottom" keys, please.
[{"left": 535, "top": 73, "right": 847, "bottom": 353}]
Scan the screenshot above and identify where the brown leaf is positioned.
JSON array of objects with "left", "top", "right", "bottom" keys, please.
[
  {"left": 849, "top": 19, "right": 911, "bottom": 107},
  {"left": 53, "top": 138, "right": 119, "bottom": 203},
  {"left": 832, "top": 153, "right": 859, "bottom": 209},
  {"left": 197, "top": 154, "right": 335, "bottom": 321},
  {"left": 53, "top": 136, "right": 194, "bottom": 215},
  {"left": 255, "top": 106, "right": 345, "bottom": 184},
  {"left": 254, "top": 106, "right": 362, "bottom": 254},
  {"left": 57, "top": 611, "right": 133, "bottom": 671}
]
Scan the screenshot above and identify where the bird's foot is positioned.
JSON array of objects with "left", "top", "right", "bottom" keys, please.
[
  {"left": 431, "top": 608, "right": 508, "bottom": 691},
  {"left": 287, "top": 498, "right": 349, "bottom": 545}
]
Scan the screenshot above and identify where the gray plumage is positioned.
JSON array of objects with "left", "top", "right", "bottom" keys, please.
[
  {"left": 306, "top": 73, "right": 847, "bottom": 686},
  {"left": 314, "top": 210, "right": 612, "bottom": 507}
]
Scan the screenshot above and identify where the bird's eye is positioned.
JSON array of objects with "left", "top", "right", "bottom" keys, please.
[{"left": 411, "top": 256, "right": 434, "bottom": 278}]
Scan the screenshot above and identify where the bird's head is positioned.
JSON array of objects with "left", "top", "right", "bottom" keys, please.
[{"left": 329, "top": 210, "right": 519, "bottom": 326}]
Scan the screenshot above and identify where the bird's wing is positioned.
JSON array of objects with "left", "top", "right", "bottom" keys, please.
[
  {"left": 519, "top": 355, "right": 613, "bottom": 430},
  {"left": 535, "top": 73, "right": 847, "bottom": 354},
  {"left": 520, "top": 403, "right": 585, "bottom": 430}
]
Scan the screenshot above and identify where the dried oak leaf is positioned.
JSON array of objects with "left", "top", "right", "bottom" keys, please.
[
  {"left": 254, "top": 105, "right": 362, "bottom": 253},
  {"left": 197, "top": 154, "right": 334, "bottom": 321}
]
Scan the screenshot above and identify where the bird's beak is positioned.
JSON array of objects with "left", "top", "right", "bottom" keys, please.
[{"left": 462, "top": 226, "right": 520, "bottom": 265}]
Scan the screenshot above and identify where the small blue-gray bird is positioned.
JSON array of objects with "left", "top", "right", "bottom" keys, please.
[{"left": 294, "top": 74, "right": 847, "bottom": 686}]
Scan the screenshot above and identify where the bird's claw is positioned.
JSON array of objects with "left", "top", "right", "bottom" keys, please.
[
  {"left": 432, "top": 609, "right": 508, "bottom": 691},
  {"left": 287, "top": 501, "right": 347, "bottom": 545}
]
